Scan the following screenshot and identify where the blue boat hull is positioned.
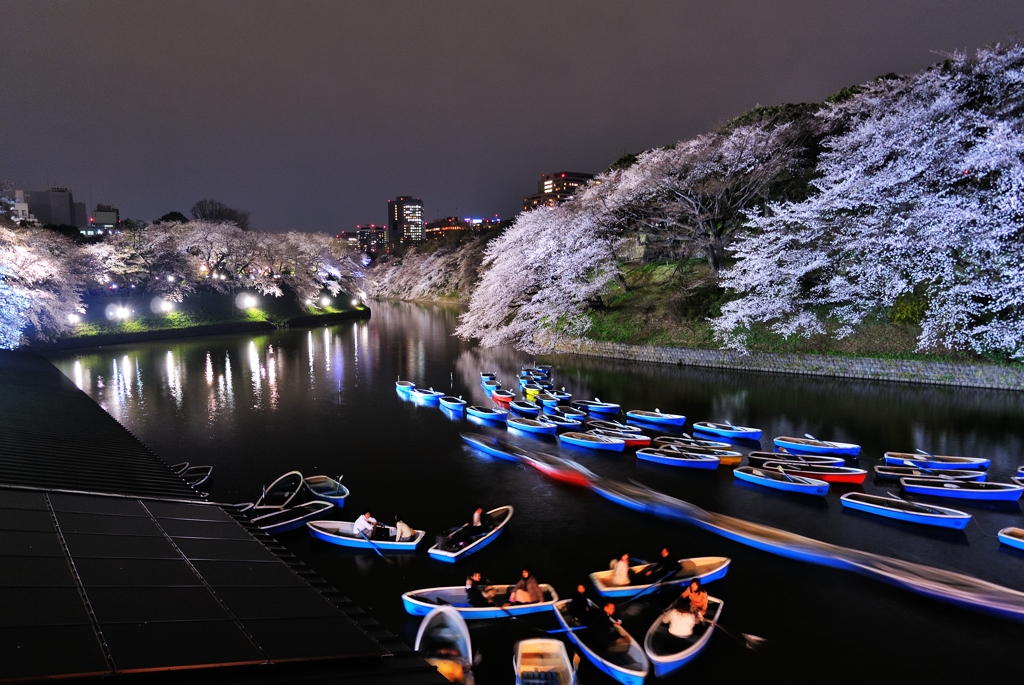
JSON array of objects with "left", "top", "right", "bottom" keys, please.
[
  {"left": 439, "top": 399, "right": 466, "bottom": 411},
  {"left": 694, "top": 424, "right": 763, "bottom": 440},
  {"left": 636, "top": 451, "right": 718, "bottom": 469},
  {"left": 509, "top": 421, "right": 558, "bottom": 436},
  {"left": 901, "top": 483, "right": 1022, "bottom": 501},
  {"left": 998, "top": 529, "right": 1024, "bottom": 550},
  {"left": 884, "top": 456, "right": 990, "bottom": 470},
  {"left": 774, "top": 438, "right": 860, "bottom": 456},
  {"left": 559, "top": 435, "right": 625, "bottom": 452},
  {"left": 467, "top": 408, "right": 507, "bottom": 422},
  {"left": 309, "top": 527, "right": 422, "bottom": 551},
  {"left": 625, "top": 411, "right": 686, "bottom": 427},
  {"left": 402, "top": 595, "right": 556, "bottom": 618},
  {"left": 461, "top": 433, "right": 519, "bottom": 462},
  {"left": 510, "top": 404, "right": 540, "bottom": 417},
  {"left": 840, "top": 497, "right": 970, "bottom": 529},
  {"left": 428, "top": 527, "right": 505, "bottom": 562},
  {"left": 734, "top": 468, "right": 829, "bottom": 496}
]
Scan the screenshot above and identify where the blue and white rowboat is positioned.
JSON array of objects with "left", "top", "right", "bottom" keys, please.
[
  {"left": 508, "top": 417, "right": 558, "bottom": 436},
  {"left": 733, "top": 466, "right": 829, "bottom": 496},
  {"left": 396, "top": 380, "right": 416, "bottom": 393},
  {"left": 873, "top": 465, "right": 986, "bottom": 482},
  {"left": 304, "top": 475, "right": 350, "bottom": 507},
  {"left": 537, "top": 414, "right": 582, "bottom": 430},
  {"left": 572, "top": 399, "right": 621, "bottom": 415},
  {"left": 900, "top": 478, "right": 1023, "bottom": 501},
  {"left": 548, "top": 405, "right": 586, "bottom": 420},
  {"left": 636, "top": 448, "right": 719, "bottom": 469},
  {"left": 586, "top": 419, "right": 640, "bottom": 433},
  {"left": 510, "top": 400, "right": 541, "bottom": 417},
  {"left": 410, "top": 387, "right": 444, "bottom": 403},
  {"left": 550, "top": 389, "right": 572, "bottom": 403},
  {"left": 466, "top": 405, "right": 508, "bottom": 422},
  {"left": 644, "top": 596, "right": 723, "bottom": 677},
  {"left": 480, "top": 372, "right": 497, "bottom": 381},
  {"left": 555, "top": 599, "right": 648, "bottom": 685},
  {"left": 590, "top": 556, "right": 731, "bottom": 598},
  {"left": 559, "top": 432, "right": 625, "bottom": 452},
  {"left": 884, "top": 452, "right": 991, "bottom": 470},
  {"left": 439, "top": 396, "right": 467, "bottom": 411},
  {"left": 514, "top": 639, "right": 575, "bottom": 685},
  {"left": 997, "top": 527, "right": 1024, "bottom": 550},
  {"left": 402, "top": 583, "right": 559, "bottom": 618},
  {"left": 773, "top": 436, "right": 860, "bottom": 456},
  {"left": 534, "top": 393, "right": 560, "bottom": 407},
  {"left": 840, "top": 492, "right": 972, "bottom": 529},
  {"left": 653, "top": 435, "right": 730, "bottom": 449},
  {"left": 428, "top": 505, "right": 514, "bottom": 562},
  {"left": 460, "top": 432, "right": 519, "bottom": 462},
  {"left": 747, "top": 452, "right": 845, "bottom": 468},
  {"left": 308, "top": 520, "right": 426, "bottom": 550},
  {"left": 693, "top": 421, "right": 763, "bottom": 441},
  {"left": 625, "top": 409, "right": 686, "bottom": 427},
  {"left": 252, "top": 500, "right": 334, "bottom": 535}
]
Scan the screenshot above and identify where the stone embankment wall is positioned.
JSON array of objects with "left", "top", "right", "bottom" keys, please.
[{"left": 555, "top": 339, "right": 1024, "bottom": 391}]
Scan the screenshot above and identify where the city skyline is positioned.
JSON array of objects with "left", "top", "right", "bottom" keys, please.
[{"left": 1, "top": 1, "right": 1020, "bottom": 232}]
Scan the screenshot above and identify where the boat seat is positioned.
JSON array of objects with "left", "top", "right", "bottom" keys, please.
[{"left": 520, "top": 669, "right": 558, "bottom": 684}]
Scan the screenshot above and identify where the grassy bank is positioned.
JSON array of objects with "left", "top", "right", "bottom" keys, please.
[{"left": 587, "top": 261, "right": 1015, "bottom": 365}]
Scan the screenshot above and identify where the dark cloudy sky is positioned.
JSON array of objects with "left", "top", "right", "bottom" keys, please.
[{"left": 1, "top": 1, "right": 1019, "bottom": 232}]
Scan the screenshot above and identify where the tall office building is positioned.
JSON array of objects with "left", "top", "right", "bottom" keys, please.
[
  {"left": 387, "top": 196, "right": 424, "bottom": 246},
  {"left": 523, "top": 171, "right": 594, "bottom": 211},
  {"left": 355, "top": 224, "right": 388, "bottom": 255}
]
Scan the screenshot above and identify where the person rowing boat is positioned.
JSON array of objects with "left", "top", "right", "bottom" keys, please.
[{"left": 507, "top": 568, "right": 544, "bottom": 605}]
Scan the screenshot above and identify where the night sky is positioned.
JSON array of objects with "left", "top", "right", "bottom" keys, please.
[{"left": 1, "top": 1, "right": 1019, "bottom": 232}]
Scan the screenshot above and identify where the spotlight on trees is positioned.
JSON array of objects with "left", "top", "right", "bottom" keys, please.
[{"left": 235, "top": 293, "right": 259, "bottom": 309}]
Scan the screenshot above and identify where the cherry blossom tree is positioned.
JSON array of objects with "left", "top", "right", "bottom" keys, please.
[{"left": 715, "top": 44, "right": 1024, "bottom": 359}]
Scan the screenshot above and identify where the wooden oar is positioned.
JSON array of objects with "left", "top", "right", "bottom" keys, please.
[
  {"left": 619, "top": 567, "right": 681, "bottom": 606},
  {"left": 885, "top": 492, "right": 949, "bottom": 516},
  {"left": 358, "top": 529, "right": 395, "bottom": 565},
  {"left": 805, "top": 433, "right": 836, "bottom": 448},
  {"left": 703, "top": 618, "right": 766, "bottom": 650},
  {"left": 775, "top": 465, "right": 797, "bottom": 484}
]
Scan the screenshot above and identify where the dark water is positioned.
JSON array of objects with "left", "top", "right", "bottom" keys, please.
[{"left": 48, "top": 302, "right": 1024, "bottom": 683}]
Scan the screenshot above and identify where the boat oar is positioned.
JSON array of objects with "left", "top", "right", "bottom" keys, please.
[
  {"left": 805, "top": 433, "right": 835, "bottom": 447},
  {"left": 704, "top": 619, "right": 766, "bottom": 650},
  {"left": 885, "top": 491, "right": 947, "bottom": 516},
  {"left": 619, "top": 568, "right": 682, "bottom": 606},
  {"left": 775, "top": 465, "right": 797, "bottom": 484},
  {"left": 358, "top": 530, "right": 395, "bottom": 565}
]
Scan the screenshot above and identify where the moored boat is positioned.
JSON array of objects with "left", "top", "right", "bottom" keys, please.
[
  {"left": 537, "top": 413, "right": 582, "bottom": 430},
  {"left": 493, "top": 389, "right": 516, "bottom": 403},
  {"left": 884, "top": 451, "right": 991, "bottom": 470},
  {"left": 440, "top": 395, "right": 468, "bottom": 411},
  {"left": 550, "top": 389, "right": 572, "bottom": 403},
  {"left": 178, "top": 464, "right": 213, "bottom": 487},
  {"left": 534, "top": 392, "right": 560, "bottom": 407},
  {"left": 253, "top": 470, "right": 305, "bottom": 510},
  {"left": 308, "top": 519, "right": 425, "bottom": 549},
  {"left": 746, "top": 452, "right": 845, "bottom": 468},
  {"left": 761, "top": 461, "right": 868, "bottom": 484},
  {"left": 873, "top": 465, "right": 986, "bottom": 482},
  {"left": 548, "top": 405, "right": 587, "bottom": 420},
  {"left": 590, "top": 556, "right": 731, "bottom": 598},
  {"left": 396, "top": 380, "right": 416, "bottom": 392},
  {"left": 510, "top": 400, "right": 541, "bottom": 417},
  {"left": 508, "top": 417, "right": 559, "bottom": 436},
  {"left": 586, "top": 419, "right": 640, "bottom": 433},
  {"left": 693, "top": 421, "right": 763, "bottom": 441},
  {"left": 416, "top": 607, "right": 475, "bottom": 685},
  {"left": 571, "top": 399, "right": 621, "bottom": 415},
  {"left": 659, "top": 443, "right": 742, "bottom": 466},
  {"left": 514, "top": 638, "right": 575, "bottom": 685},
  {"left": 304, "top": 474, "right": 350, "bottom": 506},
  {"left": 653, "top": 435, "right": 731, "bottom": 449},
  {"left": 900, "top": 478, "right": 1023, "bottom": 501},
  {"left": 466, "top": 405, "right": 508, "bottom": 422},
  {"left": 773, "top": 436, "right": 861, "bottom": 456},
  {"left": 480, "top": 372, "right": 497, "bottom": 381},
  {"left": 554, "top": 599, "right": 649, "bottom": 685},
  {"left": 410, "top": 387, "right": 444, "bottom": 403},
  {"left": 840, "top": 492, "right": 971, "bottom": 529},
  {"left": 402, "top": 583, "right": 559, "bottom": 618},
  {"left": 460, "top": 432, "right": 519, "bottom": 462},
  {"left": 644, "top": 596, "right": 723, "bottom": 676},
  {"left": 482, "top": 378, "right": 501, "bottom": 391},
  {"left": 428, "top": 506, "right": 514, "bottom": 562},
  {"left": 251, "top": 500, "right": 333, "bottom": 535},
  {"left": 523, "top": 383, "right": 543, "bottom": 398},
  {"left": 636, "top": 448, "right": 719, "bottom": 469},
  {"left": 559, "top": 432, "right": 626, "bottom": 452},
  {"left": 733, "top": 466, "right": 829, "bottom": 495},
  {"left": 588, "top": 428, "right": 651, "bottom": 447},
  {"left": 997, "top": 527, "right": 1024, "bottom": 550},
  {"left": 625, "top": 409, "right": 686, "bottom": 427}
]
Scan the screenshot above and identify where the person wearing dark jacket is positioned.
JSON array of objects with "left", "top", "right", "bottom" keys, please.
[
  {"left": 640, "top": 547, "right": 676, "bottom": 581},
  {"left": 465, "top": 572, "right": 494, "bottom": 607},
  {"left": 590, "top": 601, "right": 630, "bottom": 653},
  {"left": 568, "top": 584, "right": 592, "bottom": 624}
]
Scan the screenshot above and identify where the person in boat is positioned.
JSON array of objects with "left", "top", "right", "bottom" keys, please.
[
  {"left": 507, "top": 568, "right": 544, "bottom": 605},
  {"left": 679, "top": 579, "right": 709, "bottom": 621},
  {"left": 393, "top": 514, "right": 415, "bottom": 542},
  {"left": 661, "top": 596, "right": 697, "bottom": 640},
  {"left": 354, "top": 510, "right": 378, "bottom": 540},
  {"left": 609, "top": 552, "right": 634, "bottom": 586},
  {"left": 639, "top": 547, "right": 675, "bottom": 581},
  {"left": 444, "top": 506, "right": 496, "bottom": 549},
  {"left": 568, "top": 583, "right": 592, "bottom": 624},
  {"left": 470, "top": 506, "right": 495, "bottom": 533},
  {"left": 465, "top": 572, "right": 495, "bottom": 607},
  {"left": 589, "top": 601, "right": 630, "bottom": 654}
]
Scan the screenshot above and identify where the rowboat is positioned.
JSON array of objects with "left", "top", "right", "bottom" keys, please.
[
  {"left": 659, "top": 444, "right": 742, "bottom": 466},
  {"left": 559, "top": 432, "right": 626, "bottom": 452},
  {"left": 482, "top": 378, "right": 501, "bottom": 390},
  {"left": 554, "top": 599, "right": 649, "bottom": 685},
  {"left": 535, "top": 393, "right": 560, "bottom": 407},
  {"left": 251, "top": 500, "right": 333, "bottom": 535},
  {"left": 571, "top": 399, "right": 621, "bottom": 415},
  {"left": 461, "top": 432, "right": 520, "bottom": 463},
  {"left": 997, "top": 527, "right": 1024, "bottom": 551},
  {"left": 873, "top": 465, "right": 986, "bottom": 482},
  {"left": 253, "top": 471, "right": 305, "bottom": 510},
  {"left": 550, "top": 389, "right": 572, "bottom": 403},
  {"left": 761, "top": 461, "right": 868, "bottom": 484},
  {"left": 773, "top": 436, "right": 861, "bottom": 456},
  {"left": 653, "top": 435, "right": 731, "bottom": 449},
  {"left": 624, "top": 409, "right": 686, "bottom": 427},
  {"left": 523, "top": 383, "right": 543, "bottom": 398},
  {"left": 693, "top": 421, "right": 763, "bottom": 441},
  {"left": 733, "top": 466, "right": 829, "bottom": 495},
  {"left": 171, "top": 463, "right": 213, "bottom": 487},
  {"left": 304, "top": 475, "right": 350, "bottom": 506},
  {"left": 537, "top": 414, "right": 582, "bottom": 430},
  {"left": 480, "top": 372, "right": 497, "bottom": 381},
  {"left": 588, "top": 429, "right": 651, "bottom": 447},
  {"left": 396, "top": 380, "right": 416, "bottom": 392},
  {"left": 586, "top": 419, "right": 641, "bottom": 433},
  {"left": 410, "top": 387, "right": 444, "bottom": 403},
  {"left": 440, "top": 396, "right": 468, "bottom": 411},
  {"left": 644, "top": 596, "right": 723, "bottom": 676},
  {"left": 900, "top": 478, "right": 1024, "bottom": 501},
  {"left": 548, "top": 405, "right": 587, "bottom": 420},
  {"left": 508, "top": 417, "right": 559, "bottom": 436},
  {"left": 428, "top": 506, "right": 514, "bottom": 562},
  {"left": 589, "top": 556, "right": 731, "bottom": 598},
  {"left": 493, "top": 389, "right": 516, "bottom": 403},
  {"left": 536, "top": 381, "right": 554, "bottom": 391},
  {"left": 415, "top": 607, "right": 475, "bottom": 685},
  {"left": 884, "top": 452, "right": 991, "bottom": 470},
  {"left": 467, "top": 405, "right": 508, "bottom": 422},
  {"left": 402, "top": 583, "right": 559, "bottom": 618},
  {"left": 510, "top": 400, "right": 541, "bottom": 417},
  {"left": 840, "top": 492, "right": 971, "bottom": 528},
  {"left": 746, "top": 452, "right": 845, "bottom": 468},
  {"left": 514, "top": 638, "right": 576, "bottom": 685},
  {"left": 463, "top": 433, "right": 592, "bottom": 487},
  {"left": 308, "top": 519, "right": 425, "bottom": 549},
  {"left": 522, "top": 366, "right": 547, "bottom": 378},
  {"left": 636, "top": 448, "right": 719, "bottom": 469}
]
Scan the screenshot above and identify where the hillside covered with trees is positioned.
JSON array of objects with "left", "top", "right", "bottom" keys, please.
[{"left": 454, "top": 44, "right": 1024, "bottom": 362}]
